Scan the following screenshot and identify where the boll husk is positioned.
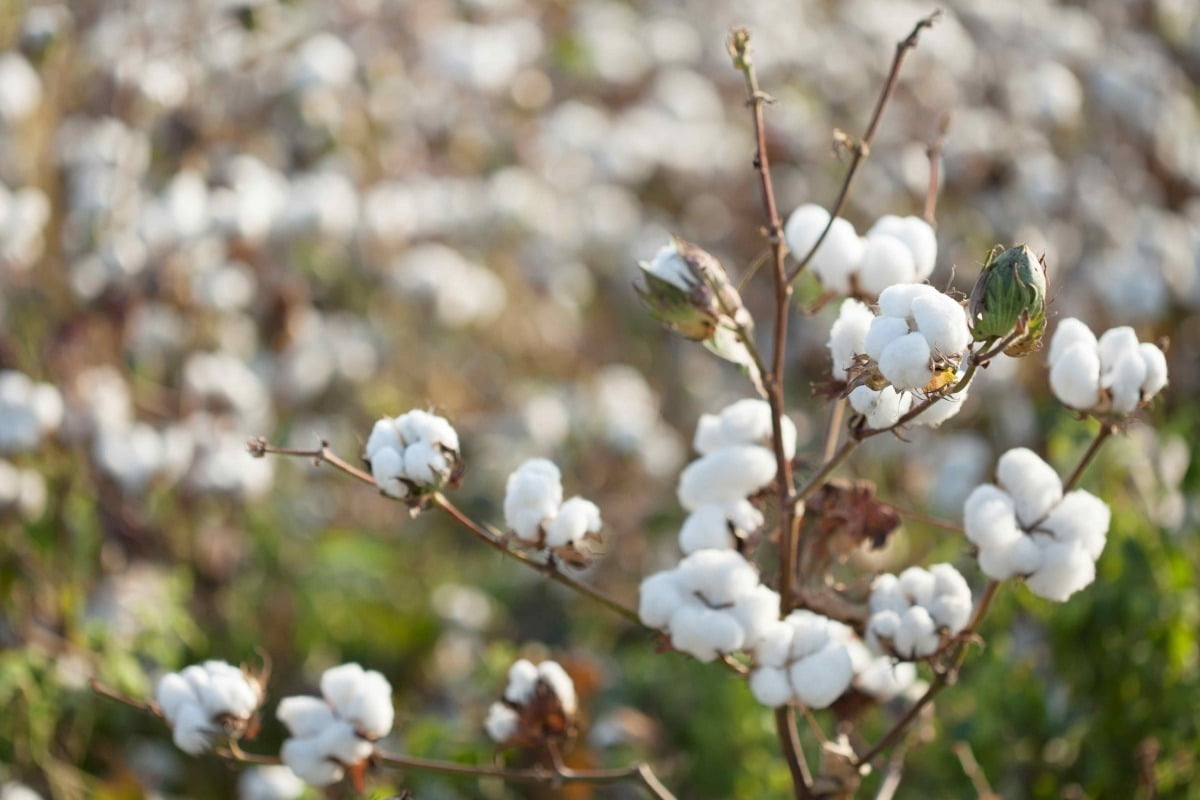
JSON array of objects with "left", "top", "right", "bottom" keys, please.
[
  {"left": 637, "top": 237, "right": 748, "bottom": 342},
  {"left": 968, "top": 244, "right": 1047, "bottom": 356}
]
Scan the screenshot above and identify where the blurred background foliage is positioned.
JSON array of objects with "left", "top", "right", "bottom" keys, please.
[{"left": 0, "top": 0, "right": 1197, "bottom": 797}]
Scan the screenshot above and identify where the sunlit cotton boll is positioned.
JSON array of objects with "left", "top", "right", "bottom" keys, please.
[
  {"left": 867, "top": 565, "right": 972, "bottom": 659},
  {"left": 848, "top": 385, "right": 912, "bottom": 430},
  {"left": 828, "top": 299, "right": 873, "bottom": 378},
  {"left": 784, "top": 204, "right": 864, "bottom": 294},
  {"left": 748, "top": 610, "right": 854, "bottom": 709},
  {"left": 678, "top": 500, "right": 763, "bottom": 554},
  {"left": 676, "top": 445, "right": 776, "bottom": 510},
  {"left": 1047, "top": 319, "right": 1167, "bottom": 414},
  {"left": 238, "top": 766, "right": 305, "bottom": 800},
  {"left": 155, "top": 660, "right": 263, "bottom": 756},
  {"left": 867, "top": 215, "right": 938, "bottom": 280},
  {"left": 692, "top": 398, "right": 797, "bottom": 459},
  {"left": 857, "top": 232, "right": 916, "bottom": 297},
  {"left": 503, "top": 458, "right": 563, "bottom": 542},
  {"left": 277, "top": 663, "right": 393, "bottom": 787},
  {"left": 363, "top": 410, "right": 460, "bottom": 499}
]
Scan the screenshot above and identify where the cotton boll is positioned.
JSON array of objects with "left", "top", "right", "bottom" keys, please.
[
  {"left": 1096, "top": 326, "right": 1140, "bottom": 371},
  {"left": 864, "top": 316, "right": 911, "bottom": 362},
  {"left": 172, "top": 702, "right": 215, "bottom": 755},
  {"left": 912, "top": 385, "right": 968, "bottom": 427},
  {"left": 156, "top": 673, "right": 197, "bottom": 723},
  {"left": 316, "top": 721, "right": 375, "bottom": 769},
  {"left": 402, "top": 440, "right": 446, "bottom": 484},
  {"left": 749, "top": 666, "right": 793, "bottom": 707},
  {"left": 676, "top": 444, "right": 776, "bottom": 510},
  {"left": 341, "top": 670, "right": 394, "bottom": 739},
  {"left": 869, "top": 574, "right": 909, "bottom": 615},
  {"left": 979, "top": 534, "right": 1042, "bottom": 580},
  {"left": 754, "top": 621, "right": 795, "bottom": 668},
  {"left": 869, "top": 216, "right": 937, "bottom": 280},
  {"left": 504, "top": 659, "right": 540, "bottom": 705},
  {"left": 369, "top": 447, "right": 409, "bottom": 499},
  {"left": 828, "top": 299, "right": 874, "bottom": 377},
  {"left": 504, "top": 459, "right": 563, "bottom": 541},
  {"left": 676, "top": 549, "right": 760, "bottom": 606},
  {"left": 898, "top": 567, "right": 937, "bottom": 607},
  {"left": 784, "top": 610, "right": 832, "bottom": 659},
  {"left": 911, "top": 292, "right": 970, "bottom": 354},
  {"left": 856, "top": 658, "right": 917, "bottom": 701},
  {"left": 281, "top": 736, "right": 344, "bottom": 786},
  {"left": 786, "top": 206, "right": 866, "bottom": 294},
  {"left": 1040, "top": 490, "right": 1110, "bottom": 559},
  {"left": 858, "top": 233, "right": 916, "bottom": 296},
  {"left": 485, "top": 702, "right": 519, "bottom": 742},
  {"left": 731, "top": 584, "right": 781, "bottom": 647},
  {"left": 1048, "top": 318, "right": 1098, "bottom": 366},
  {"left": 544, "top": 497, "right": 602, "bottom": 547},
  {"left": 537, "top": 661, "right": 577, "bottom": 714},
  {"left": 1138, "top": 343, "right": 1168, "bottom": 399},
  {"left": 878, "top": 332, "right": 933, "bottom": 390},
  {"left": 930, "top": 563, "right": 971, "bottom": 603},
  {"left": 320, "top": 663, "right": 366, "bottom": 714},
  {"left": 638, "top": 571, "right": 684, "bottom": 628},
  {"left": 868, "top": 609, "right": 901, "bottom": 640},
  {"left": 1102, "top": 346, "right": 1148, "bottom": 414},
  {"left": 277, "top": 696, "right": 337, "bottom": 739},
  {"left": 1025, "top": 540, "right": 1095, "bottom": 601},
  {"left": 928, "top": 593, "right": 972, "bottom": 633},
  {"left": 692, "top": 399, "right": 796, "bottom": 459},
  {"left": 996, "top": 448, "right": 1063, "bottom": 526},
  {"left": 238, "top": 766, "right": 306, "bottom": 800},
  {"left": 783, "top": 205, "right": 831, "bottom": 258},
  {"left": 848, "top": 386, "right": 911, "bottom": 429},
  {"left": 789, "top": 645, "right": 853, "bottom": 708},
  {"left": 669, "top": 605, "right": 744, "bottom": 662},
  {"left": 679, "top": 504, "right": 736, "bottom": 553},
  {"left": 893, "top": 606, "right": 939, "bottom": 658},
  {"left": 1049, "top": 342, "right": 1101, "bottom": 410},
  {"left": 877, "top": 283, "right": 938, "bottom": 320}
]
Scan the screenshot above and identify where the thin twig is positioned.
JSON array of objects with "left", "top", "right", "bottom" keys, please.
[
  {"left": 730, "top": 28, "right": 814, "bottom": 800},
  {"left": 823, "top": 398, "right": 847, "bottom": 462},
  {"left": 1062, "top": 424, "right": 1115, "bottom": 492},
  {"left": 874, "top": 739, "right": 910, "bottom": 800},
  {"left": 248, "top": 437, "right": 376, "bottom": 487},
  {"left": 923, "top": 113, "right": 950, "bottom": 226},
  {"left": 953, "top": 741, "right": 997, "bottom": 799},
  {"left": 89, "top": 679, "right": 161, "bottom": 716},
  {"left": 893, "top": 507, "right": 964, "bottom": 533},
  {"left": 787, "top": 11, "right": 941, "bottom": 285}
]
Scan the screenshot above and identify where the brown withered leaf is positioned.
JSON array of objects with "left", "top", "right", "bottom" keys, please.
[{"left": 805, "top": 479, "right": 901, "bottom": 562}]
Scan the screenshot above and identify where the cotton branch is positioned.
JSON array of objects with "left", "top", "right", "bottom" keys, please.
[
  {"left": 787, "top": 10, "right": 941, "bottom": 285},
  {"left": 729, "top": 26, "right": 815, "bottom": 800}
]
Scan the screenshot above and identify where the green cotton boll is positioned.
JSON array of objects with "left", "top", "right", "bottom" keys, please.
[{"left": 968, "top": 244, "right": 1048, "bottom": 355}]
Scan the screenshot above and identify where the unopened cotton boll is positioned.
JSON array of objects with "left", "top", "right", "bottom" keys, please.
[
  {"left": 676, "top": 444, "right": 776, "bottom": 510},
  {"left": 878, "top": 332, "right": 934, "bottom": 391},
  {"left": 996, "top": 448, "right": 1063, "bottom": 526},
  {"left": 858, "top": 233, "right": 916, "bottom": 296},
  {"left": 828, "top": 299, "right": 874, "bottom": 377}
]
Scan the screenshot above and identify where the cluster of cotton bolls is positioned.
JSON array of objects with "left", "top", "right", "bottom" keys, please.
[
  {"left": 155, "top": 661, "right": 264, "bottom": 756},
  {"left": 676, "top": 399, "right": 793, "bottom": 553},
  {"left": 503, "top": 459, "right": 602, "bottom": 557},
  {"left": 785, "top": 207, "right": 937, "bottom": 298},
  {"left": 828, "top": 285, "right": 972, "bottom": 430},
  {"left": 485, "top": 658, "right": 578, "bottom": 745},
  {"left": 363, "top": 410, "right": 461, "bottom": 500},
  {"left": 276, "top": 663, "right": 394, "bottom": 787},
  {"left": 639, "top": 549, "right": 780, "bottom": 663},
  {"left": 0, "top": 371, "right": 63, "bottom": 454},
  {"left": 1048, "top": 319, "right": 1168, "bottom": 415},
  {"left": 747, "top": 610, "right": 854, "bottom": 709},
  {"left": 964, "top": 448, "right": 1111, "bottom": 602},
  {"left": 866, "top": 565, "right": 973, "bottom": 659}
]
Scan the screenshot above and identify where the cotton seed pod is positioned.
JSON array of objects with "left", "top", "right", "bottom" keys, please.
[
  {"left": 637, "top": 237, "right": 747, "bottom": 342},
  {"left": 968, "top": 244, "right": 1047, "bottom": 355}
]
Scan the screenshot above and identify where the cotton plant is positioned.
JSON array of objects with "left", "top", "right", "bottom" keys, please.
[
  {"left": 485, "top": 658, "right": 578, "bottom": 747},
  {"left": 155, "top": 660, "right": 265, "bottom": 756},
  {"left": 276, "top": 663, "right": 394, "bottom": 786}
]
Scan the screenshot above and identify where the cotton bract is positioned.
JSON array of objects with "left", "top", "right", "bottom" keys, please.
[
  {"left": 963, "top": 448, "right": 1110, "bottom": 601},
  {"left": 277, "top": 663, "right": 394, "bottom": 786},
  {"left": 866, "top": 564, "right": 972, "bottom": 659},
  {"left": 748, "top": 610, "right": 854, "bottom": 709},
  {"left": 363, "top": 409, "right": 460, "bottom": 499},
  {"left": 784, "top": 205, "right": 937, "bottom": 297},
  {"left": 155, "top": 660, "right": 264, "bottom": 756},
  {"left": 1047, "top": 318, "right": 1167, "bottom": 415}
]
